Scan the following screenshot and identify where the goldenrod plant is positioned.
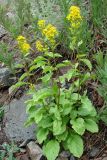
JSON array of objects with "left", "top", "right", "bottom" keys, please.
[{"left": 12, "top": 6, "right": 99, "bottom": 159}]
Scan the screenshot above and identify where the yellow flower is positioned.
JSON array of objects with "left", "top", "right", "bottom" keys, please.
[
  {"left": 20, "top": 43, "right": 30, "bottom": 53},
  {"left": 36, "top": 40, "right": 44, "bottom": 52},
  {"left": 42, "top": 24, "right": 58, "bottom": 40},
  {"left": 17, "top": 35, "right": 27, "bottom": 43},
  {"left": 37, "top": 20, "right": 46, "bottom": 29},
  {"left": 17, "top": 35, "right": 30, "bottom": 53},
  {"left": 67, "top": 6, "right": 82, "bottom": 29},
  {"left": 67, "top": 6, "right": 82, "bottom": 22}
]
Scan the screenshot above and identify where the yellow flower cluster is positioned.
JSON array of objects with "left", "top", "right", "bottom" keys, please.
[
  {"left": 42, "top": 24, "right": 58, "bottom": 40},
  {"left": 37, "top": 19, "right": 58, "bottom": 45},
  {"left": 67, "top": 6, "right": 82, "bottom": 28},
  {"left": 17, "top": 35, "right": 30, "bottom": 54},
  {"left": 36, "top": 40, "right": 44, "bottom": 52},
  {"left": 37, "top": 20, "right": 46, "bottom": 29}
]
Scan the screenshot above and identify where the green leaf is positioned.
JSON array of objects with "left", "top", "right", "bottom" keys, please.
[
  {"left": 43, "top": 140, "right": 60, "bottom": 160},
  {"left": 43, "top": 66, "right": 53, "bottom": 73},
  {"left": 56, "top": 60, "right": 71, "bottom": 69},
  {"left": 65, "top": 69, "right": 77, "bottom": 81},
  {"left": 85, "top": 118, "right": 98, "bottom": 133},
  {"left": 29, "top": 65, "right": 38, "bottom": 72},
  {"left": 78, "top": 96, "right": 97, "bottom": 116},
  {"left": 38, "top": 116, "right": 53, "bottom": 128},
  {"left": 45, "top": 52, "right": 54, "bottom": 58},
  {"left": 19, "top": 72, "right": 29, "bottom": 81},
  {"left": 67, "top": 133, "right": 83, "bottom": 158},
  {"left": 33, "top": 88, "right": 52, "bottom": 102},
  {"left": 70, "top": 110, "right": 78, "bottom": 119},
  {"left": 70, "top": 118, "right": 85, "bottom": 135},
  {"left": 34, "top": 108, "right": 44, "bottom": 123},
  {"left": 54, "top": 53, "right": 62, "bottom": 58},
  {"left": 56, "top": 130, "right": 68, "bottom": 142},
  {"left": 37, "top": 128, "right": 49, "bottom": 144},
  {"left": 49, "top": 107, "right": 61, "bottom": 120},
  {"left": 33, "top": 56, "right": 46, "bottom": 63},
  {"left": 41, "top": 73, "right": 52, "bottom": 83},
  {"left": 11, "top": 81, "right": 28, "bottom": 90},
  {"left": 62, "top": 104, "right": 72, "bottom": 115},
  {"left": 53, "top": 119, "right": 66, "bottom": 135},
  {"left": 80, "top": 72, "right": 90, "bottom": 85},
  {"left": 80, "top": 58, "right": 92, "bottom": 71}
]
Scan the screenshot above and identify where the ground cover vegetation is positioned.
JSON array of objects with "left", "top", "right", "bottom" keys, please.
[{"left": 0, "top": 0, "right": 107, "bottom": 159}]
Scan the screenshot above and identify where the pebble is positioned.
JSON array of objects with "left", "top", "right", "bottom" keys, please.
[{"left": 27, "top": 141, "right": 42, "bottom": 160}]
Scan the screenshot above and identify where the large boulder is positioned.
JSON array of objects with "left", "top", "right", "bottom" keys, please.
[{"left": 4, "top": 94, "right": 36, "bottom": 142}]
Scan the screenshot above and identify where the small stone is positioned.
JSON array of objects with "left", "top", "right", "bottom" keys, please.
[
  {"left": 70, "top": 155, "right": 76, "bottom": 160},
  {"left": 27, "top": 141, "right": 42, "bottom": 160},
  {"left": 102, "top": 158, "right": 107, "bottom": 160},
  {"left": 89, "top": 147, "right": 100, "bottom": 158},
  {"left": 60, "top": 151, "right": 70, "bottom": 158},
  {"left": 20, "top": 148, "right": 26, "bottom": 153},
  {"left": 17, "top": 153, "right": 29, "bottom": 160},
  {"left": 19, "top": 139, "right": 35, "bottom": 148}
]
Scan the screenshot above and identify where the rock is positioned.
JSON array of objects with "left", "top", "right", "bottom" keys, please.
[
  {"left": 60, "top": 151, "right": 70, "bottom": 158},
  {"left": 89, "top": 146, "right": 100, "bottom": 158},
  {"left": 0, "top": 25, "right": 7, "bottom": 38},
  {"left": 4, "top": 94, "right": 36, "bottom": 142},
  {"left": 27, "top": 141, "right": 42, "bottom": 160},
  {"left": 57, "top": 151, "right": 71, "bottom": 160},
  {"left": 0, "top": 67, "right": 14, "bottom": 89},
  {"left": 70, "top": 155, "right": 76, "bottom": 160},
  {"left": 19, "top": 139, "right": 35, "bottom": 148},
  {"left": 102, "top": 158, "right": 107, "bottom": 160},
  {"left": 20, "top": 148, "right": 26, "bottom": 153},
  {"left": 17, "top": 153, "right": 29, "bottom": 160}
]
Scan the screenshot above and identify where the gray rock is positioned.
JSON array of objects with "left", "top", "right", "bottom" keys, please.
[
  {"left": 89, "top": 147, "right": 100, "bottom": 158},
  {"left": 60, "top": 151, "right": 70, "bottom": 158},
  {"left": 0, "top": 25, "right": 7, "bottom": 38},
  {"left": 19, "top": 139, "right": 35, "bottom": 148},
  {"left": 27, "top": 141, "right": 42, "bottom": 160},
  {"left": 0, "top": 68, "right": 14, "bottom": 89},
  {"left": 4, "top": 94, "right": 36, "bottom": 142},
  {"left": 102, "top": 158, "right": 107, "bottom": 160},
  {"left": 70, "top": 155, "right": 76, "bottom": 160}
]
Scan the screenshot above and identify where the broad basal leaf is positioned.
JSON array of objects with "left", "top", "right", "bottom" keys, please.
[
  {"left": 43, "top": 140, "right": 60, "bottom": 160},
  {"left": 78, "top": 96, "right": 97, "bottom": 116},
  {"left": 71, "top": 118, "right": 85, "bottom": 135},
  {"left": 38, "top": 116, "right": 53, "bottom": 128},
  {"left": 34, "top": 108, "right": 44, "bottom": 123},
  {"left": 67, "top": 133, "right": 83, "bottom": 158},
  {"left": 37, "top": 128, "right": 49, "bottom": 144},
  {"left": 53, "top": 119, "right": 66, "bottom": 135},
  {"left": 85, "top": 118, "right": 98, "bottom": 133},
  {"left": 56, "top": 130, "right": 68, "bottom": 142}
]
